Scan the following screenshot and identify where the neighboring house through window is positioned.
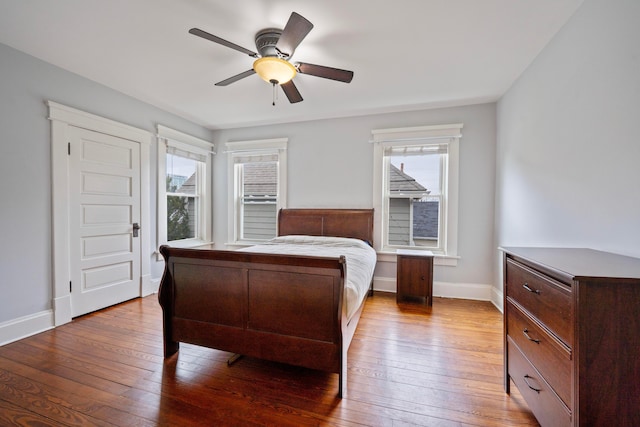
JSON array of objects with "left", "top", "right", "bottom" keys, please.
[
  {"left": 226, "top": 138, "right": 287, "bottom": 245},
  {"left": 388, "top": 162, "right": 434, "bottom": 246},
  {"left": 372, "top": 124, "right": 462, "bottom": 260},
  {"left": 157, "top": 125, "right": 214, "bottom": 255}
]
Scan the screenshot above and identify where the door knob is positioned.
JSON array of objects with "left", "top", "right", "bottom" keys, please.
[{"left": 133, "top": 222, "right": 140, "bottom": 237}]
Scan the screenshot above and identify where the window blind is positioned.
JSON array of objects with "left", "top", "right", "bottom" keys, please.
[
  {"left": 165, "top": 140, "right": 209, "bottom": 163},
  {"left": 384, "top": 144, "right": 448, "bottom": 157},
  {"left": 232, "top": 153, "right": 279, "bottom": 164}
]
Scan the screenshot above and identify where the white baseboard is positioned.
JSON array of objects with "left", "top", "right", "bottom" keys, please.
[
  {"left": 0, "top": 309, "right": 55, "bottom": 346},
  {"left": 141, "top": 274, "right": 159, "bottom": 296},
  {"left": 373, "top": 276, "right": 494, "bottom": 301},
  {"left": 53, "top": 294, "right": 72, "bottom": 326},
  {"left": 491, "top": 287, "right": 504, "bottom": 313},
  {"left": 434, "top": 281, "right": 492, "bottom": 301},
  {"left": 373, "top": 276, "right": 397, "bottom": 293},
  {"left": 4, "top": 277, "right": 159, "bottom": 347}
]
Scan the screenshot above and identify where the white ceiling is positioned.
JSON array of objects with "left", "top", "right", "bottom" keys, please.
[{"left": 0, "top": 0, "right": 583, "bottom": 130}]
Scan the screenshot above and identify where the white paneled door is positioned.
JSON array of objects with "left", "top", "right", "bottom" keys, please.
[{"left": 68, "top": 126, "right": 141, "bottom": 317}]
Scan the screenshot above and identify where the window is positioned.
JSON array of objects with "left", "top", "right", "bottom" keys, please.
[
  {"left": 226, "top": 138, "right": 287, "bottom": 245},
  {"left": 157, "top": 125, "right": 214, "bottom": 253},
  {"left": 372, "top": 124, "right": 462, "bottom": 258}
]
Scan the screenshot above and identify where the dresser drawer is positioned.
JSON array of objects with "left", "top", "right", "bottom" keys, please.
[
  {"left": 506, "top": 300, "right": 572, "bottom": 407},
  {"left": 506, "top": 258, "right": 573, "bottom": 345},
  {"left": 507, "top": 338, "right": 571, "bottom": 427}
]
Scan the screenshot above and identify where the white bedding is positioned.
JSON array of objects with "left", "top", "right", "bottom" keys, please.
[{"left": 238, "top": 235, "right": 377, "bottom": 320}]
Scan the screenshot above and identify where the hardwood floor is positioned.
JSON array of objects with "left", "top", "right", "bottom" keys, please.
[{"left": 0, "top": 293, "right": 538, "bottom": 426}]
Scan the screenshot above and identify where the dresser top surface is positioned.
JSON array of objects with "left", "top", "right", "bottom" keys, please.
[{"left": 501, "top": 247, "right": 640, "bottom": 281}]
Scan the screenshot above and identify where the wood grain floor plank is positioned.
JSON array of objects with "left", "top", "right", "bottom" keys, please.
[
  {"left": 0, "top": 398, "right": 66, "bottom": 427},
  {"left": 0, "top": 293, "right": 538, "bottom": 426},
  {"left": 0, "top": 366, "right": 147, "bottom": 427}
]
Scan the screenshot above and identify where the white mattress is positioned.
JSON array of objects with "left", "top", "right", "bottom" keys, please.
[{"left": 238, "top": 235, "right": 377, "bottom": 320}]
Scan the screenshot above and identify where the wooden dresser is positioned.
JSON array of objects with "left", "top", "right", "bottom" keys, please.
[{"left": 502, "top": 247, "right": 640, "bottom": 427}]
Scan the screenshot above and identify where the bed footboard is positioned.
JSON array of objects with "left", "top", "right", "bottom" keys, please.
[{"left": 158, "top": 246, "right": 350, "bottom": 396}]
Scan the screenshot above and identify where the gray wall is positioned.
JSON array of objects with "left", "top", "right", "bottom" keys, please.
[
  {"left": 495, "top": 0, "right": 640, "bottom": 291},
  {"left": 0, "top": 43, "right": 212, "bottom": 323},
  {"left": 213, "top": 103, "right": 497, "bottom": 289}
]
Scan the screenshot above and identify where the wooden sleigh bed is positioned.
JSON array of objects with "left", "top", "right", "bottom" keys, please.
[{"left": 158, "top": 208, "right": 375, "bottom": 397}]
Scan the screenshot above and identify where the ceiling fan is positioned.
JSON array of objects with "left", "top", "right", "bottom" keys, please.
[{"left": 189, "top": 12, "right": 354, "bottom": 104}]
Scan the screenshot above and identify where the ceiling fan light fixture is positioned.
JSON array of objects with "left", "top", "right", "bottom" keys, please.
[{"left": 253, "top": 57, "right": 297, "bottom": 85}]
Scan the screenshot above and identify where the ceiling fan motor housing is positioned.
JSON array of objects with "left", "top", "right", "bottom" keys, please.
[{"left": 255, "top": 29, "right": 285, "bottom": 58}]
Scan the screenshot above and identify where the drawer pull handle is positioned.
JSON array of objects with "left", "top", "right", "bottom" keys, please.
[
  {"left": 523, "top": 328, "right": 541, "bottom": 344},
  {"left": 522, "top": 283, "right": 540, "bottom": 294},
  {"left": 523, "top": 375, "right": 542, "bottom": 393}
]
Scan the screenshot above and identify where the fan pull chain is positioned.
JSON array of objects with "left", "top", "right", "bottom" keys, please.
[{"left": 271, "top": 81, "right": 278, "bottom": 106}]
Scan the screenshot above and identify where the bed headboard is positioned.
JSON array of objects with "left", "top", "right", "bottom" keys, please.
[{"left": 278, "top": 208, "right": 374, "bottom": 245}]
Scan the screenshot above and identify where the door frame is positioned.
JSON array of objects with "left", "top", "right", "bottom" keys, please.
[{"left": 48, "top": 101, "right": 151, "bottom": 326}]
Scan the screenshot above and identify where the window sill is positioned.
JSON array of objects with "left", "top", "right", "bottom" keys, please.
[
  {"left": 224, "top": 241, "right": 269, "bottom": 250},
  {"left": 154, "top": 239, "right": 213, "bottom": 261},
  {"left": 376, "top": 250, "right": 460, "bottom": 266},
  {"left": 220, "top": 244, "right": 460, "bottom": 266}
]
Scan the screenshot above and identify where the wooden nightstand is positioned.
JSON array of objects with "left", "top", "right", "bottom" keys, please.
[{"left": 396, "top": 249, "right": 434, "bottom": 305}]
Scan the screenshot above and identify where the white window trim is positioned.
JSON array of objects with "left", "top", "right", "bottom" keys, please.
[
  {"left": 226, "top": 138, "right": 288, "bottom": 247},
  {"left": 372, "top": 124, "right": 462, "bottom": 264},
  {"left": 156, "top": 125, "right": 214, "bottom": 259}
]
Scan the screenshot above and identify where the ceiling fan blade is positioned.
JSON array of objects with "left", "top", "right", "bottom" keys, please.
[
  {"left": 189, "top": 28, "right": 258, "bottom": 57},
  {"left": 276, "top": 12, "right": 313, "bottom": 58},
  {"left": 281, "top": 80, "right": 303, "bottom": 103},
  {"left": 215, "top": 69, "right": 256, "bottom": 86},
  {"left": 297, "top": 62, "right": 354, "bottom": 83}
]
